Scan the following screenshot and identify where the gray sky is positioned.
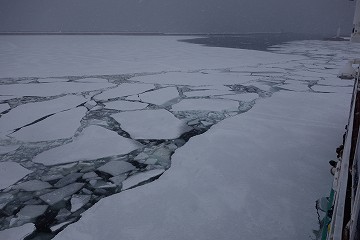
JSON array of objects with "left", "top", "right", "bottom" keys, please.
[{"left": 0, "top": 0, "right": 356, "bottom": 35}]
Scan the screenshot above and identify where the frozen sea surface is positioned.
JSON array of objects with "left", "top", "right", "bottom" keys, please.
[{"left": 0, "top": 35, "right": 359, "bottom": 240}]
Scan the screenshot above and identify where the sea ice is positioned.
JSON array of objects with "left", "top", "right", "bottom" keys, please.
[
  {"left": 0, "top": 162, "right": 32, "bottom": 189},
  {"left": 122, "top": 169, "right": 165, "bottom": 190},
  {"left": 104, "top": 100, "right": 148, "bottom": 111},
  {"left": 171, "top": 99, "right": 239, "bottom": 111},
  {"left": 184, "top": 89, "right": 234, "bottom": 97},
  {"left": 15, "top": 205, "right": 48, "bottom": 220},
  {"left": 94, "top": 83, "right": 155, "bottom": 100},
  {"left": 0, "top": 223, "right": 34, "bottom": 240},
  {"left": 127, "top": 87, "right": 179, "bottom": 105},
  {"left": 132, "top": 72, "right": 260, "bottom": 86},
  {"left": 0, "top": 82, "right": 115, "bottom": 97},
  {"left": 97, "top": 161, "right": 135, "bottom": 176},
  {"left": 33, "top": 125, "right": 141, "bottom": 165},
  {"left": 0, "top": 95, "right": 16, "bottom": 101},
  {"left": 54, "top": 173, "right": 84, "bottom": 188},
  {"left": 0, "top": 103, "right": 10, "bottom": 113},
  {"left": 54, "top": 90, "right": 351, "bottom": 240},
  {"left": 312, "top": 85, "right": 353, "bottom": 94},
  {"left": 218, "top": 93, "right": 258, "bottom": 102},
  {"left": 70, "top": 195, "right": 91, "bottom": 212},
  {"left": 10, "top": 107, "right": 87, "bottom": 142},
  {"left": 0, "top": 95, "right": 86, "bottom": 134},
  {"left": 109, "top": 174, "right": 127, "bottom": 186},
  {"left": 40, "top": 183, "right": 84, "bottom": 205},
  {"left": 112, "top": 109, "right": 191, "bottom": 139},
  {"left": 12, "top": 180, "right": 52, "bottom": 191},
  {"left": 0, "top": 145, "right": 20, "bottom": 155}
]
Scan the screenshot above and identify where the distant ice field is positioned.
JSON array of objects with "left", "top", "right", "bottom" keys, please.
[{"left": 0, "top": 35, "right": 359, "bottom": 240}]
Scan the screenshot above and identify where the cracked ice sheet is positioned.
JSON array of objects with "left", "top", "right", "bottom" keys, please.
[
  {"left": 33, "top": 125, "right": 141, "bottom": 165},
  {"left": 0, "top": 162, "right": 32, "bottom": 189},
  {"left": 112, "top": 110, "right": 191, "bottom": 139},
  {"left": 0, "top": 82, "right": 115, "bottom": 97},
  {"left": 126, "top": 87, "right": 179, "bottom": 105},
  {"left": 54, "top": 91, "right": 351, "bottom": 240},
  {"left": 94, "top": 83, "right": 155, "bottom": 100},
  {"left": 132, "top": 72, "right": 260, "bottom": 86},
  {"left": 10, "top": 107, "right": 87, "bottom": 142},
  {"left": 0, "top": 95, "right": 86, "bottom": 135}
]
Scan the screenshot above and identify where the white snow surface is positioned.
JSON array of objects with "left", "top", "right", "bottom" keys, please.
[
  {"left": 0, "top": 162, "right": 32, "bottom": 189},
  {"left": 0, "top": 223, "right": 34, "bottom": 240},
  {"left": 0, "top": 95, "right": 86, "bottom": 134},
  {"left": 127, "top": 87, "right": 179, "bottom": 105},
  {"left": 33, "top": 125, "right": 141, "bottom": 165},
  {"left": 10, "top": 107, "right": 87, "bottom": 142},
  {"left": 112, "top": 110, "right": 191, "bottom": 139},
  {"left": 0, "top": 82, "right": 115, "bottom": 97},
  {"left": 104, "top": 101, "right": 148, "bottom": 111},
  {"left": 171, "top": 99, "right": 239, "bottom": 111},
  {"left": 94, "top": 83, "right": 155, "bottom": 100},
  {"left": 55, "top": 91, "right": 350, "bottom": 240},
  {"left": 0, "top": 103, "right": 10, "bottom": 113},
  {"left": 122, "top": 169, "right": 165, "bottom": 190},
  {"left": 0, "top": 36, "right": 299, "bottom": 78}
]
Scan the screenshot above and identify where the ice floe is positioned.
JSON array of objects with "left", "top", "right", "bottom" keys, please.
[
  {"left": 40, "top": 183, "right": 84, "bottom": 205},
  {"left": 112, "top": 109, "right": 191, "bottom": 139},
  {"left": 0, "top": 223, "right": 34, "bottom": 240},
  {"left": 0, "top": 103, "right": 10, "bottom": 113},
  {"left": 94, "top": 83, "right": 155, "bottom": 100},
  {"left": 12, "top": 180, "right": 52, "bottom": 191},
  {"left": 122, "top": 169, "right": 165, "bottom": 190},
  {"left": 171, "top": 99, "right": 239, "bottom": 111},
  {"left": 104, "top": 101, "right": 148, "bottom": 111},
  {"left": 70, "top": 195, "right": 91, "bottom": 212},
  {"left": 0, "top": 95, "right": 86, "bottom": 134},
  {"left": 33, "top": 125, "right": 141, "bottom": 165},
  {"left": 0, "top": 162, "right": 32, "bottom": 189},
  {"left": 97, "top": 161, "right": 135, "bottom": 176},
  {"left": 10, "top": 107, "right": 87, "bottom": 142},
  {"left": 0, "top": 82, "right": 115, "bottom": 97},
  {"left": 127, "top": 87, "right": 179, "bottom": 105}
]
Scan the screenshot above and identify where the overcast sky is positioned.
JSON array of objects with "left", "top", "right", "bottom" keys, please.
[{"left": 0, "top": 0, "right": 356, "bottom": 35}]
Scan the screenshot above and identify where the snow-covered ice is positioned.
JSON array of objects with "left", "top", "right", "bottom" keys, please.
[
  {"left": 70, "top": 195, "right": 91, "bottom": 212},
  {"left": 122, "top": 169, "right": 165, "bottom": 190},
  {"left": 1, "top": 36, "right": 359, "bottom": 240},
  {"left": 0, "top": 145, "right": 20, "bottom": 155},
  {"left": 0, "top": 223, "right": 34, "bottom": 240},
  {"left": 112, "top": 109, "right": 191, "bottom": 139},
  {"left": 104, "top": 100, "right": 148, "bottom": 111},
  {"left": 0, "top": 103, "right": 10, "bottom": 113},
  {"left": 0, "top": 95, "right": 86, "bottom": 134},
  {"left": 97, "top": 161, "right": 135, "bottom": 177},
  {"left": 40, "top": 183, "right": 84, "bottom": 205},
  {"left": 0, "top": 162, "right": 32, "bottom": 189},
  {"left": 10, "top": 107, "right": 87, "bottom": 142},
  {"left": 33, "top": 125, "right": 141, "bottom": 165},
  {"left": 127, "top": 87, "right": 179, "bottom": 105},
  {"left": 12, "top": 180, "right": 52, "bottom": 191},
  {"left": 94, "top": 83, "right": 155, "bottom": 100},
  {"left": 55, "top": 90, "right": 350, "bottom": 240},
  {"left": 0, "top": 82, "right": 115, "bottom": 97},
  {"left": 171, "top": 99, "right": 239, "bottom": 111}
]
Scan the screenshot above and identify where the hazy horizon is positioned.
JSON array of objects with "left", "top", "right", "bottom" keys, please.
[{"left": 0, "top": 0, "right": 357, "bottom": 36}]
